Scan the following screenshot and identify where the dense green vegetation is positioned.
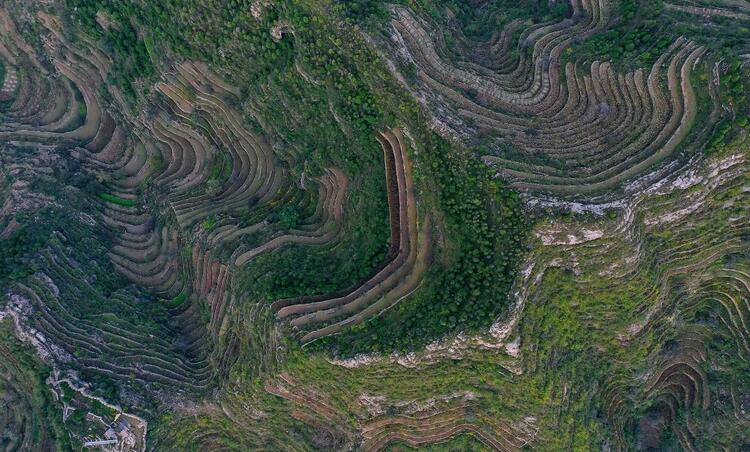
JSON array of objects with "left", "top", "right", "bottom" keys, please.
[
  {"left": 0, "top": 320, "right": 71, "bottom": 451},
  {"left": 567, "top": 0, "right": 673, "bottom": 69},
  {"left": 567, "top": 0, "right": 750, "bottom": 72},
  {"left": 64, "top": 0, "right": 291, "bottom": 102},
  {"left": 707, "top": 59, "right": 750, "bottom": 154},
  {"left": 0, "top": 212, "right": 54, "bottom": 282},
  {"left": 408, "top": 0, "right": 571, "bottom": 40},
  {"left": 64, "top": 0, "right": 156, "bottom": 100},
  {"left": 316, "top": 134, "right": 529, "bottom": 355}
]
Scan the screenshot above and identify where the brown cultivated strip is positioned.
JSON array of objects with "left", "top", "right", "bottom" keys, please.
[
  {"left": 234, "top": 167, "right": 348, "bottom": 266},
  {"left": 273, "top": 129, "right": 431, "bottom": 344},
  {"left": 155, "top": 62, "right": 283, "bottom": 229},
  {"left": 360, "top": 402, "right": 536, "bottom": 451}
]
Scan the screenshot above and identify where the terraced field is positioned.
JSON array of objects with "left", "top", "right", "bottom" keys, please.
[
  {"left": 1, "top": 0, "right": 749, "bottom": 450},
  {"left": 381, "top": 0, "right": 723, "bottom": 198},
  {"left": 274, "top": 129, "right": 431, "bottom": 344}
]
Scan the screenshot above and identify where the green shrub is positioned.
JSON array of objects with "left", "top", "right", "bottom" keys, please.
[{"left": 97, "top": 192, "right": 136, "bottom": 207}]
